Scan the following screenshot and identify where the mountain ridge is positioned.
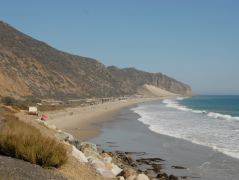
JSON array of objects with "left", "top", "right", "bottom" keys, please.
[{"left": 0, "top": 21, "right": 192, "bottom": 99}]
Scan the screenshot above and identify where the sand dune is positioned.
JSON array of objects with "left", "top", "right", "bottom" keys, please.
[{"left": 138, "top": 84, "right": 178, "bottom": 97}]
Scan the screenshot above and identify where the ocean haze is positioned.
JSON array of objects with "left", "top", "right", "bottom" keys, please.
[{"left": 0, "top": 0, "right": 238, "bottom": 94}]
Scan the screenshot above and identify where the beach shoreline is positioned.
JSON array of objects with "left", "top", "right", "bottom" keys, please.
[
  {"left": 44, "top": 96, "right": 184, "bottom": 179},
  {"left": 47, "top": 97, "right": 162, "bottom": 141},
  {"left": 89, "top": 100, "right": 239, "bottom": 180}
]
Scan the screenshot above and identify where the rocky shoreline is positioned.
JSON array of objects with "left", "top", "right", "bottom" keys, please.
[{"left": 54, "top": 125, "right": 183, "bottom": 180}]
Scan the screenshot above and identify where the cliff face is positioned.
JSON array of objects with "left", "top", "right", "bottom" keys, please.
[
  {"left": 0, "top": 21, "right": 192, "bottom": 99},
  {"left": 107, "top": 67, "right": 192, "bottom": 96}
]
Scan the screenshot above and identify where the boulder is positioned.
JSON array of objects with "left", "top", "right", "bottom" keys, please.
[
  {"left": 117, "top": 176, "right": 125, "bottom": 180},
  {"left": 69, "top": 139, "right": 81, "bottom": 150},
  {"left": 71, "top": 146, "right": 88, "bottom": 163},
  {"left": 169, "top": 175, "right": 178, "bottom": 180},
  {"left": 120, "top": 168, "right": 137, "bottom": 179},
  {"left": 56, "top": 131, "right": 74, "bottom": 142},
  {"left": 84, "top": 149, "right": 103, "bottom": 161},
  {"left": 126, "top": 175, "right": 137, "bottom": 180},
  {"left": 102, "top": 153, "right": 113, "bottom": 163},
  {"left": 157, "top": 173, "right": 169, "bottom": 179},
  {"left": 145, "top": 169, "right": 157, "bottom": 178},
  {"left": 101, "top": 170, "right": 116, "bottom": 178},
  {"left": 80, "top": 142, "right": 122, "bottom": 178},
  {"left": 136, "top": 174, "right": 150, "bottom": 180},
  {"left": 152, "top": 163, "right": 161, "bottom": 173},
  {"left": 88, "top": 154, "right": 122, "bottom": 178},
  {"left": 80, "top": 142, "right": 103, "bottom": 161},
  {"left": 111, "top": 164, "right": 123, "bottom": 176},
  {"left": 91, "top": 159, "right": 122, "bottom": 176},
  {"left": 81, "top": 142, "right": 98, "bottom": 152},
  {"left": 91, "top": 159, "right": 115, "bottom": 178}
]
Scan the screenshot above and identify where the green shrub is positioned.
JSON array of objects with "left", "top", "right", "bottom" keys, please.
[
  {"left": 1, "top": 96, "right": 16, "bottom": 106},
  {"left": 0, "top": 114, "right": 67, "bottom": 167},
  {"left": 1, "top": 97, "right": 29, "bottom": 110}
]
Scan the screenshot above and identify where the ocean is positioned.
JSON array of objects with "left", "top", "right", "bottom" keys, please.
[{"left": 133, "top": 95, "right": 239, "bottom": 159}]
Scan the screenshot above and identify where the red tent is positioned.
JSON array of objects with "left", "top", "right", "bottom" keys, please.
[{"left": 41, "top": 114, "right": 48, "bottom": 121}]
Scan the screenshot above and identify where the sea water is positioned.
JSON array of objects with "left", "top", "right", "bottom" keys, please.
[{"left": 132, "top": 95, "right": 239, "bottom": 160}]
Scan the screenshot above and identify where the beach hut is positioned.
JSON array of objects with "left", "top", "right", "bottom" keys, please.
[{"left": 28, "top": 106, "right": 38, "bottom": 115}]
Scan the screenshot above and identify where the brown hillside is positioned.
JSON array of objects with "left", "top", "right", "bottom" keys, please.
[{"left": 0, "top": 21, "right": 192, "bottom": 99}]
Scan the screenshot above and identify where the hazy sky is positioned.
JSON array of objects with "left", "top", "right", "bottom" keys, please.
[{"left": 0, "top": 0, "right": 239, "bottom": 94}]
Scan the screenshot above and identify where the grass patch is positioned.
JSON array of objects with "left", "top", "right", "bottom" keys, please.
[{"left": 0, "top": 113, "right": 67, "bottom": 168}]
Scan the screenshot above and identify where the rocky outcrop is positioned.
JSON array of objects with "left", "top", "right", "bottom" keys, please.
[
  {"left": 0, "top": 21, "right": 192, "bottom": 99},
  {"left": 80, "top": 142, "right": 123, "bottom": 178}
]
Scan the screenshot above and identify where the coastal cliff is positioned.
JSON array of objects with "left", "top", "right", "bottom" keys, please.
[{"left": 0, "top": 21, "right": 192, "bottom": 99}]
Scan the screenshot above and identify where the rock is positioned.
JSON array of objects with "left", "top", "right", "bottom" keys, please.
[
  {"left": 81, "top": 142, "right": 98, "bottom": 152},
  {"left": 65, "top": 133, "right": 75, "bottom": 142},
  {"left": 152, "top": 163, "right": 161, "bottom": 173},
  {"left": 47, "top": 124, "right": 57, "bottom": 130},
  {"left": 136, "top": 174, "right": 150, "bottom": 180},
  {"left": 84, "top": 149, "right": 103, "bottom": 161},
  {"left": 171, "top": 165, "right": 186, "bottom": 169},
  {"left": 36, "top": 119, "right": 48, "bottom": 126},
  {"left": 117, "top": 176, "right": 125, "bottom": 180},
  {"left": 56, "top": 131, "right": 74, "bottom": 142},
  {"left": 169, "top": 175, "right": 178, "bottom": 180},
  {"left": 69, "top": 139, "right": 81, "bottom": 150},
  {"left": 71, "top": 146, "right": 88, "bottom": 163},
  {"left": 91, "top": 159, "right": 105, "bottom": 169},
  {"left": 157, "top": 173, "right": 169, "bottom": 179},
  {"left": 126, "top": 175, "right": 137, "bottom": 180},
  {"left": 111, "top": 164, "right": 123, "bottom": 176},
  {"left": 91, "top": 159, "right": 112, "bottom": 177},
  {"left": 80, "top": 142, "right": 103, "bottom": 161},
  {"left": 97, "top": 147, "right": 104, "bottom": 154},
  {"left": 91, "top": 159, "right": 122, "bottom": 178},
  {"left": 120, "top": 168, "right": 137, "bottom": 179},
  {"left": 56, "top": 131, "right": 81, "bottom": 150},
  {"left": 145, "top": 169, "right": 157, "bottom": 178},
  {"left": 136, "top": 158, "right": 164, "bottom": 165},
  {"left": 115, "top": 151, "right": 134, "bottom": 166},
  {"left": 102, "top": 153, "right": 112, "bottom": 163},
  {"left": 101, "top": 170, "right": 116, "bottom": 178},
  {"left": 79, "top": 142, "right": 123, "bottom": 178}
]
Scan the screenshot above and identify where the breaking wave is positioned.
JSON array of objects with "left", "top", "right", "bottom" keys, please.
[
  {"left": 132, "top": 99, "right": 239, "bottom": 159},
  {"left": 163, "top": 98, "right": 239, "bottom": 121}
]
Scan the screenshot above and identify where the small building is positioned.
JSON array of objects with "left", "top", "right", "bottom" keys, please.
[{"left": 28, "top": 106, "right": 38, "bottom": 115}]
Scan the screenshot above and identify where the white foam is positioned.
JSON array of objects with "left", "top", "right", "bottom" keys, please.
[
  {"left": 207, "top": 112, "right": 239, "bottom": 121},
  {"left": 132, "top": 101, "right": 239, "bottom": 160},
  {"left": 163, "top": 98, "right": 239, "bottom": 122}
]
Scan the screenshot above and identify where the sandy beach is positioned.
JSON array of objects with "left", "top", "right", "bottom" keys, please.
[{"left": 47, "top": 98, "right": 159, "bottom": 141}]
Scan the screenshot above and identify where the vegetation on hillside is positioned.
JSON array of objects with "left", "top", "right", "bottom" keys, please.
[
  {"left": 0, "top": 112, "right": 67, "bottom": 167},
  {"left": 1, "top": 96, "right": 41, "bottom": 110}
]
